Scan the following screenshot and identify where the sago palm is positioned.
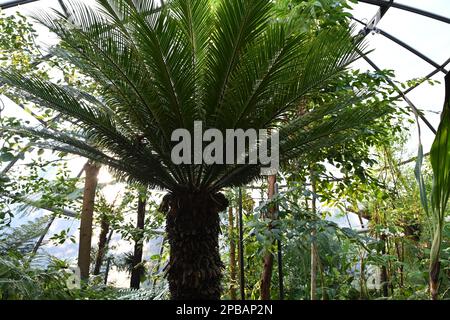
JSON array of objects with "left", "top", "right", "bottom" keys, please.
[{"left": 1, "top": 0, "right": 388, "bottom": 299}]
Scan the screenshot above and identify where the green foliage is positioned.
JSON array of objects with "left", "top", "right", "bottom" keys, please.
[
  {"left": 415, "top": 74, "right": 450, "bottom": 298},
  {"left": 0, "top": 9, "right": 37, "bottom": 70},
  {"left": 428, "top": 75, "right": 450, "bottom": 272},
  {"left": 274, "top": 0, "right": 357, "bottom": 33},
  {"left": 0, "top": 0, "right": 387, "bottom": 193},
  {"left": 0, "top": 253, "right": 73, "bottom": 300},
  {"left": 0, "top": 215, "right": 51, "bottom": 254},
  {"left": 116, "top": 286, "right": 169, "bottom": 300}
]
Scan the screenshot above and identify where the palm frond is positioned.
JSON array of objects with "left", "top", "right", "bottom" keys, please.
[{"left": 1, "top": 0, "right": 388, "bottom": 193}]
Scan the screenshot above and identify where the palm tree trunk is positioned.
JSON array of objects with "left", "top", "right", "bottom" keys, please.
[
  {"left": 130, "top": 197, "right": 146, "bottom": 289},
  {"left": 93, "top": 215, "right": 110, "bottom": 275},
  {"left": 163, "top": 192, "right": 228, "bottom": 300},
  {"left": 77, "top": 162, "right": 100, "bottom": 282},
  {"left": 260, "top": 175, "right": 276, "bottom": 300},
  {"left": 228, "top": 207, "right": 237, "bottom": 300}
]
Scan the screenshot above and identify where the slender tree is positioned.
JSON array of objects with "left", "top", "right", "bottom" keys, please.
[
  {"left": 0, "top": 0, "right": 389, "bottom": 299},
  {"left": 93, "top": 214, "right": 110, "bottom": 275},
  {"left": 103, "top": 230, "right": 114, "bottom": 285},
  {"left": 228, "top": 206, "right": 237, "bottom": 300},
  {"left": 130, "top": 196, "right": 147, "bottom": 289},
  {"left": 310, "top": 169, "right": 318, "bottom": 300},
  {"left": 260, "top": 175, "right": 276, "bottom": 299},
  {"left": 237, "top": 191, "right": 245, "bottom": 300},
  {"left": 78, "top": 162, "right": 100, "bottom": 281}
]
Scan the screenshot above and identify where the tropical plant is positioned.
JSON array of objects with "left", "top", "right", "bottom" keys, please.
[
  {"left": 0, "top": 215, "right": 52, "bottom": 255},
  {"left": 415, "top": 73, "right": 450, "bottom": 299},
  {"left": 0, "top": 253, "right": 73, "bottom": 300},
  {"left": 0, "top": 0, "right": 392, "bottom": 299}
]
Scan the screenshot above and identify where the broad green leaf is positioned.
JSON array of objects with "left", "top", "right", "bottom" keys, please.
[{"left": 427, "top": 73, "right": 450, "bottom": 295}]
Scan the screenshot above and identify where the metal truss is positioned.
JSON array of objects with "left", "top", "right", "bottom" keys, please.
[
  {"left": 354, "top": 0, "right": 450, "bottom": 135},
  {"left": 0, "top": 0, "right": 40, "bottom": 10},
  {"left": 358, "top": 0, "right": 450, "bottom": 25}
]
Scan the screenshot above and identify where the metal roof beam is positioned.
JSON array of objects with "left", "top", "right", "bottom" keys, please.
[
  {"left": 358, "top": 0, "right": 450, "bottom": 25},
  {"left": 365, "top": 1, "right": 392, "bottom": 30},
  {"left": 376, "top": 28, "right": 449, "bottom": 73},
  {"left": 354, "top": 14, "right": 449, "bottom": 75},
  {"left": 353, "top": 15, "right": 450, "bottom": 105},
  {"left": 403, "top": 57, "right": 450, "bottom": 96},
  {"left": 0, "top": 0, "right": 40, "bottom": 9},
  {"left": 358, "top": 49, "right": 437, "bottom": 134}
]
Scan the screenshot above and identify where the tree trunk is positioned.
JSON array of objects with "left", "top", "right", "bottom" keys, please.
[
  {"left": 77, "top": 162, "right": 100, "bottom": 282},
  {"left": 380, "top": 234, "right": 389, "bottom": 297},
  {"left": 237, "top": 191, "right": 245, "bottom": 300},
  {"left": 430, "top": 261, "right": 440, "bottom": 300},
  {"left": 93, "top": 215, "right": 110, "bottom": 275},
  {"left": 103, "top": 230, "right": 114, "bottom": 285},
  {"left": 163, "top": 192, "right": 228, "bottom": 300},
  {"left": 395, "top": 240, "right": 404, "bottom": 289},
  {"left": 260, "top": 175, "right": 276, "bottom": 300},
  {"left": 130, "top": 197, "right": 147, "bottom": 289},
  {"left": 311, "top": 236, "right": 318, "bottom": 300},
  {"left": 310, "top": 170, "right": 318, "bottom": 300},
  {"left": 228, "top": 207, "right": 237, "bottom": 300}
]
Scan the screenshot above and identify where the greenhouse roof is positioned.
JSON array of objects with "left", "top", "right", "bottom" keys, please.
[{"left": 0, "top": 0, "right": 40, "bottom": 9}]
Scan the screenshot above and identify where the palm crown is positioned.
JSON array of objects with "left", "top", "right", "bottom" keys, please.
[{"left": 0, "top": 0, "right": 383, "bottom": 194}]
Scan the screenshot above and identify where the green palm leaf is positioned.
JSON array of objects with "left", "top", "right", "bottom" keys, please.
[{"left": 0, "top": 0, "right": 381, "bottom": 192}]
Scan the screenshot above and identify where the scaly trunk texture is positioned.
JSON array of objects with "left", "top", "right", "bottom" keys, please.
[
  {"left": 130, "top": 197, "right": 146, "bottom": 289},
  {"left": 93, "top": 215, "right": 110, "bottom": 275},
  {"left": 228, "top": 207, "right": 237, "bottom": 300},
  {"left": 77, "top": 162, "right": 100, "bottom": 281},
  {"left": 260, "top": 175, "right": 276, "bottom": 300},
  {"left": 162, "top": 192, "right": 228, "bottom": 300}
]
